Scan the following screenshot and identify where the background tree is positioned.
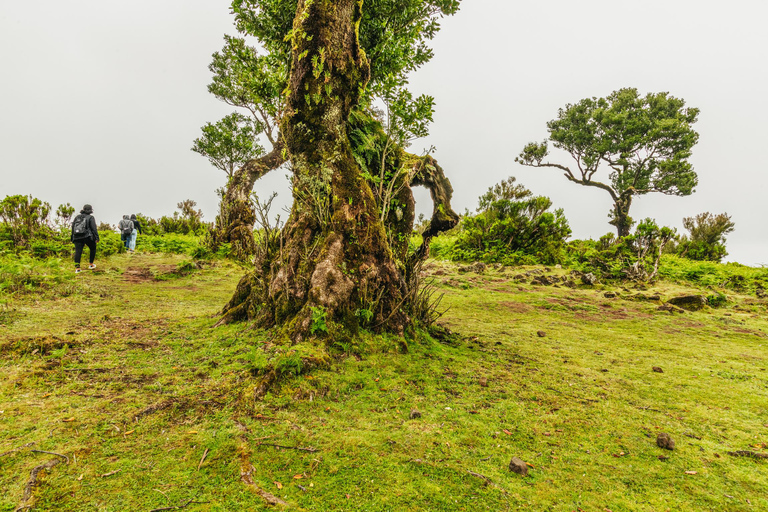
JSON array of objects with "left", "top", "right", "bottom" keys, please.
[
  {"left": 202, "top": 0, "right": 462, "bottom": 345},
  {"left": 451, "top": 176, "right": 571, "bottom": 264},
  {"left": 191, "top": 112, "right": 264, "bottom": 179},
  {"left": 676, "top": 212, "right": 735, "bottom": 262},
  {"left": 516, "top": 88, "right": 699, "bottom": 237}
]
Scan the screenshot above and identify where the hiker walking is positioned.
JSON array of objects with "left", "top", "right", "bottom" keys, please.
[
  {"left": 118, "top": 214, "right": 134, "bottom": 250},
  {"left": 71, "top": 204, "right": 99, "bottom": 273},
  {"left": 128, "top": 214, "right": 142, "bottom": 253}
]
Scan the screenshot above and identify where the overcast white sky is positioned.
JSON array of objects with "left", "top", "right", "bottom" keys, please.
[{"left": 1, "top": 1, "right": 767, "bottom": 264}]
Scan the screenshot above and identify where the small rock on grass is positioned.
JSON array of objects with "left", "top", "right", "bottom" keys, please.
[
  {"left": 479, "top": 377, "right": 488, "bottom": 387},
  {"left": 409, "top": 409, "right": 422, "bottom": 419},
  {"left": 508, "top": 457, "right": 528, "bottom": 476},
  {"left": 657, "top": 432, "right": 675, "bottom": 450},
  {"left": 537, "top": 331, "right": 546, "bottom": 338},
  {"left": 652, "top": 366, "right": 664, "bottom": 373}
]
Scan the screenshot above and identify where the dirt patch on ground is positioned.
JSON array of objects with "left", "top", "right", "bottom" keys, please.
[
  {"left": 500, "top": 301, "right": 533, "bottom": 313},
  {"left": 575, "top": 306, "right": 653, "bottom": 322},
  {"left": 123, "top": 266, "right": 155, "bottom": 283},
  {"left": 123, "top": 265, "right": 178, "bottom": 283}
]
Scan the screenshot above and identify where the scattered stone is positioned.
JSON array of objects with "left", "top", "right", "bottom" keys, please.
[
  {"left": 652, "top": 366, "right": 664, "bottom": 373},
  {"left": 757, "top": 287, "right": 766, "bottom": 299},
  {"left": 458, "top": 261, "right": 486, "bottom": 274},
  {"left": 647, "top": 294, "right": 662, "bottom": 301},
  {"left": 531, "top": 275, "right": 553, "bottom": 286},
  {"left": 604, "top": 291, "right": 617, "bottom": 298},
  {"left": 544, "top": 267, "right": 551, "bottom": 272},
  {"left": 512, "top": 274, "right": 527, "bottom": 282},
  {"left": 563, "top": 280, "right": 577, "bottom": 288},
  {"left": 581, "top": 273, "right": 597, "bottom": 286},
  {"left": 479, "top": 377, "right": 488, "bottom": 387},
  {"left": 658, "top": 303, "right": 685, "bottom": 314},
  {"left": 657, "top": 432, "right": 675, "bottom": 450},
  {"left": 508, "top": 456, "right": 528, "bottom": 476},
  {"left": 537, "top": 331, "right": 546, "bottom": 338},
  {"left": 555, "top": 264, "right": 562, "bottom": 269},
  {"left": 667, "top": 295, "right": 708, "bottom": 311},
  {"left": 409, "top": 409, "right": 422, "bottom": 419}
]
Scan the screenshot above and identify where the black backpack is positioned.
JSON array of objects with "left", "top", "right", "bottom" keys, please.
[
  {"left": 120, "top": 219, "right": 133, "bottom": 236},
  {"left": 72, "top": 214, "right": 91, "bottom": 240}
]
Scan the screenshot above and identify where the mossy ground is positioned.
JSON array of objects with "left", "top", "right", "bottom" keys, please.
[{"left": 1, "top": 254, "right": 767, "bottom": 511}]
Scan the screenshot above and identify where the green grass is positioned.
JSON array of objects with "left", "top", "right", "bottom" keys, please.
[{"left": 1, "top": 255, "right": 767, "bottom": 511}]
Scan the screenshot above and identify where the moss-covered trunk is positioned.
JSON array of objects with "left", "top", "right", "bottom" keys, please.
[
  {"left": 611, "top": 194, "right": 634, "bottom": 238},
  {"left": 219, "top": 0, "right": 413, "bottom": 341},
  {"left": 208, "top": 143, "right": 286, "bottom": 260}
]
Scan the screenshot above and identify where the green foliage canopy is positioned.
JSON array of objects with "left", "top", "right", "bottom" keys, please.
[
  {"left": 196, "top": 0, "right": 460, "bottom": 173},
  {"left": 192, "top": 112, "right": 265, "bottom": 178}
]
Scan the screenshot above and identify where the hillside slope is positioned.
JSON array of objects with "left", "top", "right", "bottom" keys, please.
[{"left": 1, "top": 255, "right": 767, "bottom": 511}]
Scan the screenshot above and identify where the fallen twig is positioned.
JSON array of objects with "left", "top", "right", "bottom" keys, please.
[
  {"left": 727, "top": 450, "right": 768, "bottom": 459},
  {"left": 197, "top": 448, "right": 209, "bottom": 471},
  {"left": 31, "top": 450, "right": 69, "bottom": 463},
  {"left": 0, "top": 442, "right": 35, "bottom": 458},
  {"left": 683, "top": 433, "right": 702, "bottom": 440},
  {"left": 149, "top": 499, "right": 210, "bottom": 512},
  {"left": 100, "top": 469, "right": 121, "bottom": 477},
  {"left": 17, "top": 458, "right": 64, "bottom": 510},
  {"left": 467, "top": 470, "right": 492, "bottom": 485},
  {"left": 258, "top": 442, "right": 318, "bottom": 453}
]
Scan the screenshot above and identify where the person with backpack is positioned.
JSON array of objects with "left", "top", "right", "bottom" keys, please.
[
  {"left": 128, "top": 214, "right": 142, "bottom": 253},
  {"left": 71, "top": 204, "right": 99, "bottom": 273},
  {"left": 118, "top": 214, "right": 134, "bottom": 250}
]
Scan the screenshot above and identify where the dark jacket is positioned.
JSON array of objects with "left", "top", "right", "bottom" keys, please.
[
  {"left": 131, "top": 219, "right": 142, "bottom": 234},
  {"left": 71, "top": 214, "right": 99, "bottom": 242}
]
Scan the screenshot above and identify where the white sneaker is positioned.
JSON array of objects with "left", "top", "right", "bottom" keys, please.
[
  {"left": 75, "top": 268, "right": 81, "bottom": 274},
  {"left": 89, "top": 264, "right": 96, "bottom": 270}
]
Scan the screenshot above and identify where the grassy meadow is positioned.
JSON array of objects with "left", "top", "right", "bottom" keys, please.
[{"left": 1, "top": 252, "right": 767, "bottom": 511}]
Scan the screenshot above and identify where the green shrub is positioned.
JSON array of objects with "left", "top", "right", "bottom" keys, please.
[{"left": 450, "top": 177, "right": 571, "bottom": 265}]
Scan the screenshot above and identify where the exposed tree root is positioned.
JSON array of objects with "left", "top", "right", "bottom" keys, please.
[
  {"left": 16, "top": 456, "right": 66, "bottom": 512},
  {"left": 237, "top": 426, "right": 290, "bottom": 507}
]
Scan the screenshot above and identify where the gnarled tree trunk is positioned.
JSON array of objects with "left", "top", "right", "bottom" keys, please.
[
  {"left": 218, "top": 0, "right": 458, "bottom": 342},
  {"left": 208, "top": 143, "right": 285, "bottom": 260}
]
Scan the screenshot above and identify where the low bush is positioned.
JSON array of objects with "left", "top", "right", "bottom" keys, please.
[{"left": 449, "top": 177, "right": 571, "bottom": 265}]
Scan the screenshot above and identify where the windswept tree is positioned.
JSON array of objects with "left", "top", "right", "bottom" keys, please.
[
  {"left": 516, "top": 88, "right": 699, "bottom": 237},
  {"left": 199, "top": 0, "right": 461, "bottom": 342}
]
